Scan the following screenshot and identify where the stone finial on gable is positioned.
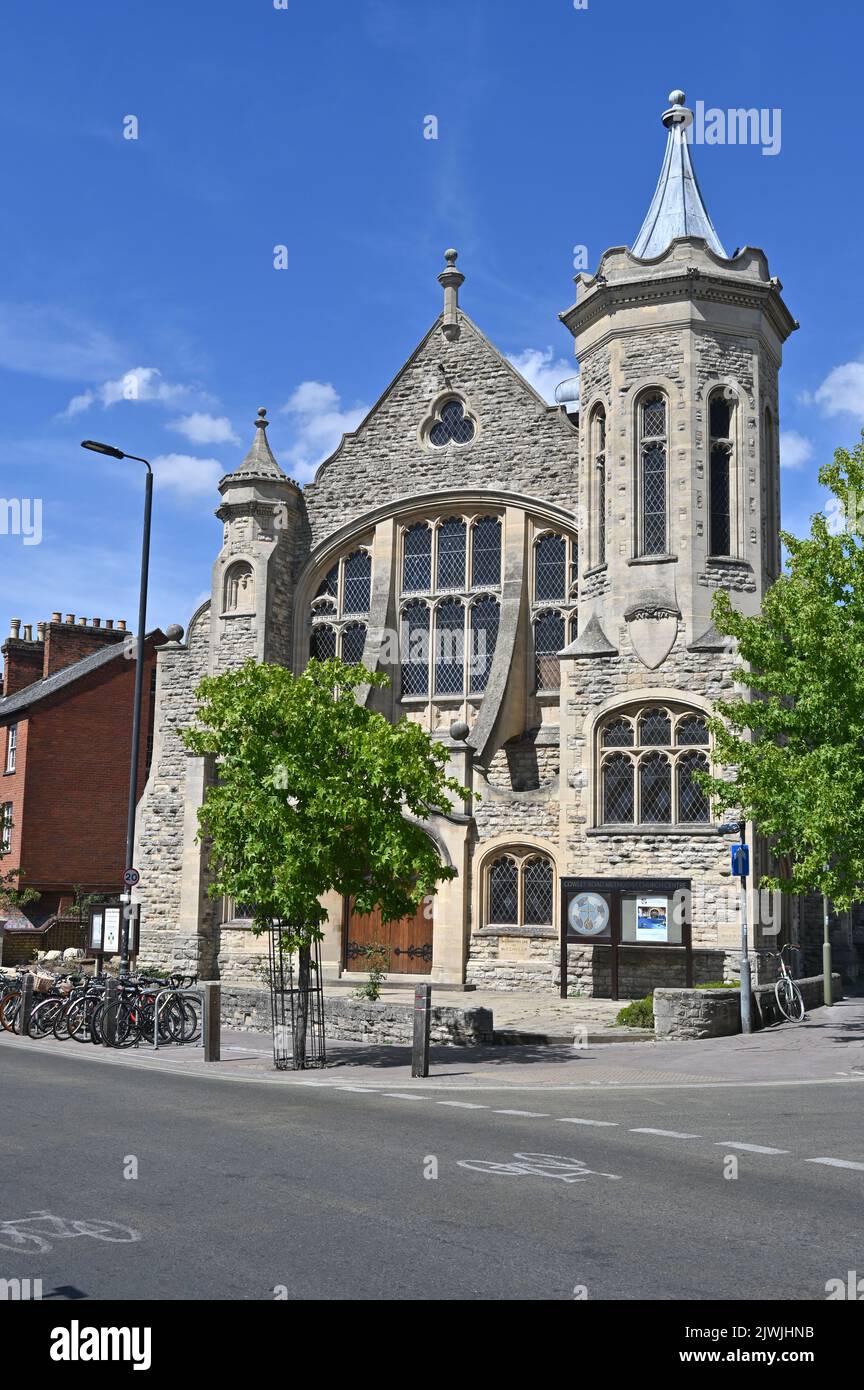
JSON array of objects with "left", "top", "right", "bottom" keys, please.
[{"left": 438, "top": 248, "right": 464, "bottom": 341}]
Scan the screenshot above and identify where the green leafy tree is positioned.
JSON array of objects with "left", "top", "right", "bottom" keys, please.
[
  {"left": 183, "top": 657, "right": 469, "bottom": 1058},
  {"left": 703, "top": 435, "right": 864, "bottom": 912}
]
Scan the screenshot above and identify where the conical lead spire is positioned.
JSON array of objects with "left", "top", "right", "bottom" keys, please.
[{"left": 632, "top": 90, "right": 728, "bottom": 260}]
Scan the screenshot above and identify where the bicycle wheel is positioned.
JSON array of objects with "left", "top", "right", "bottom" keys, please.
[
  {"left": 0, "top": 991, "right": 20, "bottom": 1032},
  {"left": 67, "top": 996, "right": 100, "bottom": 1043},
  {"left": 775, "top": 976, "right": 805, "bottom": 1022},
  {"left": 27, "top": 998, "right": 64, "bottom": 1038},
  {"left": 176, "top": 997, "right": 201, "bottom": 1043}
]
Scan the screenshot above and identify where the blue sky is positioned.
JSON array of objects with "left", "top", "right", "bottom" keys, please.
[{"left": 1, "top": 0, "right": 862, "bottom": 636}]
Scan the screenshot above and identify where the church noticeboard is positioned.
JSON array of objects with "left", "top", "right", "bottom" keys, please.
[{"left": 560, "top": 877, "right": 692, "bottom": 999}]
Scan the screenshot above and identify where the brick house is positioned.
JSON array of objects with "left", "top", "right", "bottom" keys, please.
[
  {"left": 134, "top": 89, "right": 858, "bottom": 993},
  {"left": 0, "top": 614, "right": 163, "bottom": 962}
]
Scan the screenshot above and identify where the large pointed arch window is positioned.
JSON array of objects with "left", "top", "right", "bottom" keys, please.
[
  {"left": 592, "top": 405, "right": 607, "bottom": 566},
  {"left": 709, "top": 391, "right": 733, "bottom": 557},
  {"left": 309, "top": 545, "right": 372, "bottom": 661},
  {"left": 639, "top": 393, "right": 667, "bottom": 556}
]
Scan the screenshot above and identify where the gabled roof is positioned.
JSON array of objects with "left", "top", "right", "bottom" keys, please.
[
  {"left": 632, "top": 90, "right": 728, "bottom": 261},
  {"left": 0, "top": 630, "right": 163, "bottom": 719}
]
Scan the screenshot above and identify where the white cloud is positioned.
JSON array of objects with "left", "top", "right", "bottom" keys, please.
[
  {"left": 779, "top": 430, "right": 814, "bottom": 471},
  {"left": 62, "top": 367, "right": 211, "bottom": 418},
  {"left": 279, "top": 380, "right": 368, "bottom": 479},
  {"left": 805, "top": 361, "right": 864, "bottom": 417},
  {"left": 150, "top": 452, "right": 225, "bottom": 500},
  {"left": 506, "top": 348, "right": 575, "bottom": 405},
  {"left": 0, "top": 303, "right": 123, "bottom": 381},
  {"left": 167, "top": 412, "right": 239, "bottom": 446}
]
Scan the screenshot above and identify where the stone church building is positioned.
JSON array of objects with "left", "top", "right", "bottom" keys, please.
[{"left": 136, "top": 90, "right": 817, "bottom": 996}]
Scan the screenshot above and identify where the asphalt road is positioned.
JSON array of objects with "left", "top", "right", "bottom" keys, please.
[{"left": 2, "top": 1044, "right": 862, "bottom": 1301}]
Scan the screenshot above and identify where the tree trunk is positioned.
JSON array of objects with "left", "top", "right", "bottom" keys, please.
[{"left": 294, "top": 940, "right": 311, "bottom": 1068}]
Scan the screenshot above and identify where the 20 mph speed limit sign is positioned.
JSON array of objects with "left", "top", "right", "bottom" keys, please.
[{"left": 123, "top": 869, "right": 141, "bottom": 887}]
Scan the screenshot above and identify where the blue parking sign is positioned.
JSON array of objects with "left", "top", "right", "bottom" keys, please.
[{"left": 731, "top": 844, "right": 750, "bottom": 877}]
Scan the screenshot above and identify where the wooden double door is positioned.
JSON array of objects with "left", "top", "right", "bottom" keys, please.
[{"left": 343, "top": 895, "right": 433, "bottom": 974}]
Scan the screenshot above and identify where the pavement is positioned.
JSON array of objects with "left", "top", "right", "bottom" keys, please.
[
  {"left": 1, "top": 1006, "right": 863, "bottom": 1301},
  {"left": 3, "top": 993, "right": 863, "bottom": 1091}
]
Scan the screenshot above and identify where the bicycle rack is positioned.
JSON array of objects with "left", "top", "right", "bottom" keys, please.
[{"left": 152, "top": 988, "right": 205, "bottom": 1051}]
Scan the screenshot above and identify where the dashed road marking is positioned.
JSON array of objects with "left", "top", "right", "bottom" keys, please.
[
  {"left": 806, "top": 1157, "right": 864, "bottom": 1171},
  {"left": 493, "top": 1109, "right": 549, "bottom": 1118},
  {"left": 715, "top": 1141, "right": 789, "bottom": 1154},
  {"left": 383, "top": 1093, "right": 430, "bottom": 1101},
  {"left": 630, "top": 1128, "right": 700, "bottom": 1139},
  {"left": 558, "top": 1117, "right": 619, "bottom": 1127},
  {"left": 437, "top": 1101, "right": 488, "bottom": 1109}
]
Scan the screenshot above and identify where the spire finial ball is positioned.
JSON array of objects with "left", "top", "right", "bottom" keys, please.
[
  {"left": 444, "top": 248, "right": 458, "bottom": 266},
  {"left": 668, "top": 89, "right": 686, "bottom": 106},
  {"left": 256, "top": 407, "right": 268, "bottom": 427}
]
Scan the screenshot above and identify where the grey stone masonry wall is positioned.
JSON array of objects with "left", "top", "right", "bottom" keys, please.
[
  {"left": 218, "top": 984, "right": 493, "bottom": 1046},
  {"left": 655, "top": 973, "right": 843, "bottom": 1040},
  {"left": 303, "top": 310, "right": 579, "bottom": 548}
]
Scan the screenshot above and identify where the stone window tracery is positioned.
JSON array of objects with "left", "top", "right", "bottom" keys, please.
[
  {"left": 309, "top": 545, "right": 372, "bottom": 664},
  {"left": 486, "top": 851, "right": 554, "bottom": 927},
  {"left": 426, "top": 398, "right": 476, "bottom": 448},
  {"left": 597, "top": 704, "right": 711, "bottom": 826}
]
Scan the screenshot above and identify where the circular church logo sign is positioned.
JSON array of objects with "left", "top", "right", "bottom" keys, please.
[{"left": 567, "top": 892, "right": 610, "bottom": 938}]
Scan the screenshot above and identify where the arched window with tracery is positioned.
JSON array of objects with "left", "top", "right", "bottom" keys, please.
[
  {"left": 709, "top": 390, "right": 734, "bottom": 557},
  {"left": 309, "top": 546, "right": 372, "bottom": 660},
  {"left": 485, "top": 850, "right": 554, "bottom": 927},
  {"left": 533, "top": 609, "right": 565, "bottom": 691},
  {"left": 597, "top": 704, "right": 711, "bottom": 826}
]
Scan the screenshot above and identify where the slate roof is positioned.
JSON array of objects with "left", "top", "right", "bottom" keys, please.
[
  {"left": 632, "top": 90, "right": 728, "bottom": 261},
  {"left": 0, "top": 631, "right": 162, "bottom": 719}
]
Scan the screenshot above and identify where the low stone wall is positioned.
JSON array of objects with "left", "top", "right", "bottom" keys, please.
[
  {"left": 218, "top": 984, "right": 494, "bottom": 1046},
  {"left": 467, "top": 931, "right": 732, "bottom": 997},
  {"left": 654, "top": 973, "right": 843, "bottom": 1040}
]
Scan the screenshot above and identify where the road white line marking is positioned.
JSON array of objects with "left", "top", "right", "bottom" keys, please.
[
  {"left": 383, "top": 1093, "right": 429, "bottom": 1101},
  {"left": 715, "top": 1142, "right": 789, "bottom": 1154},
  {"left": 630, "top": 1127, "right": 700, "bottom": 1139},
  {"left": 437, "top": 1101, "right": 488, "bottom": 1109},
  {"left": 806, "top": 1157, "right": 864, "bottom": 1171},
  {"left": 558, "top": 1117, "right": 619, "bottom": 1127},
  {"left": 493, "top": 1109, "right": 549, "bottom": 1117}
]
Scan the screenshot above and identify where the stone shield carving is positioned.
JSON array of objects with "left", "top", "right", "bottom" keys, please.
[{"left": 625, "top": 602, "right": 680, "bottom": 669}]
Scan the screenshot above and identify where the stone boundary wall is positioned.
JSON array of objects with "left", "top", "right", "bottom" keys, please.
[
  {"left": 218, "top": 985, "right": 493, "bottom": 1046},
  {"left": 654, "top": 973, "right": 843, "bottom": 1041}
]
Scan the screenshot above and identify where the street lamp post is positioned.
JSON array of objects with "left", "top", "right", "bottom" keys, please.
[{"left": 81, "top": 441, "right": 153, "bottom": 974}]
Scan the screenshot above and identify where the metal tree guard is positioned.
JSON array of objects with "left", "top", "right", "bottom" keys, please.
[{"left": 267, "top": 926, "right": 326, "bottom": 1070}]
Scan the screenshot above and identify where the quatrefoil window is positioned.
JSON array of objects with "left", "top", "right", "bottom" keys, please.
[{"left": 428, "top": 398, "right": 476, "bottom": 448}]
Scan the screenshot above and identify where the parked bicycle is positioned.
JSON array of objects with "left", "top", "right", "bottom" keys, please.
[
  {"left": 0, "top": 968, "right": 201, "bottom": 1047},
  {"left": 772, "top": 943, "right": 806, "bottom": 1023}
]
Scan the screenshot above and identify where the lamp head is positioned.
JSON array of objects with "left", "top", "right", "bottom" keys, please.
[{"left": 81, "top": 440, "right": 125, "bottom": 459}]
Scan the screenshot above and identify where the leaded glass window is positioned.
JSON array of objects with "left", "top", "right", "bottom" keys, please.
[
  {"left": 639, "top": 393, "right": 667, "bottom": 557},
  {"left": 343, "top": 550, "right": 371, "bottom": 615},
  {"left": 597, "top": 704, "right": 713, "bottom": 826},
  {"left": 640, "top": 753, "right": 672, "bottom": 822},
  {"left": 603, "top": 753, "right": 635, "bottom": 823},
  {"left": 642, "top": 396, "right": 666, "bottom": 439},
  {"left": 341, "top": 622, "right": 367, "bottom": 666},
  {"left": 471, "top": 516, "right": 501, "bottom": 588},
  {"left": 469, "top": 596, "right": 499, "bottom": 694},
  {"left": 709, "top": 390, "right": 735, "bottom": 557},
  {"left": 401, "top": 601, "right": 430, "bottom": 696},
  {"left": 317, "top": 564, "right": 338, "bottom": 599},
  {"left": 535, "top": 533, "right": 567, "bottom": 601},
  {"left": 640, "top": 708, "right": 671, "bottom": 746},
  {"left": 429, "top": 399, "right": 475, "bottom": 447},
  {"left": 676, "top": 715, "right": 709, "bottom": 746},
  {"left": 602, "top": 718, "right": 634, "bottom": 747},
  {"left": 593, "top": 406, "right": 607, "bottom": 566},
  {"left": 524, "top": 857, "right": 553, "bottom": 926},
  {"left": 311, "top": 624, "right": 337, "bottom": 661},
  {"left": 678, "top": 751, "right": 710, "bottom": 823},
  {"left": 488, "top": 857, "right": 518, "bottom": 924},
  {"left": 403, "top": 523, "right": 432, "bottom": 593},
  {"left": 434, "top": 599, "right": 465, "bottom": 695},
  {"left": 437, "top": 518, "right": 467, "bottom": 590},
  {"left": 533, "top": 609, "right": 565, "bottom": 691}
]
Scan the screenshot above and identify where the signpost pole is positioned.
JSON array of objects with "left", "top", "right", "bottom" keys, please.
[{"left": 736, "top": 820, "right": 753, "bottom": 1035}]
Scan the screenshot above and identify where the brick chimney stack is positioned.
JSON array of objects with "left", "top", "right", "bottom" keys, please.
[
  {"left": 2, "top": 619, "right": 45, "bottom": 697},
  {"left": 42, "top": 615, "right": 128, "bottom": 678}
]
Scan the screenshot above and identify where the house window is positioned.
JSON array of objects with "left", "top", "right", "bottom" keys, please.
[
  {"left": 310, "top": 545, "right": 373, "bottom": 660},
  {"left": 0, "top": 803, "right": 11, "bottom": 854},
  {"left": 592, "top": 406, "right": 607, "bottom": 566},
  {"left": 486, "top": 851, "right": 554, "bottom": 927},
  {"left": 709, "top": 390, "right": 734, "bottom": 556},
  {"left": 5, "top": 725, "right": 17, "bottom": 774},
  {"left": 639, "top": 393, "right": 667, "bottom": 556},
  {"left": 598, "top": 705, "right": 711, "bottom": 826}
]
